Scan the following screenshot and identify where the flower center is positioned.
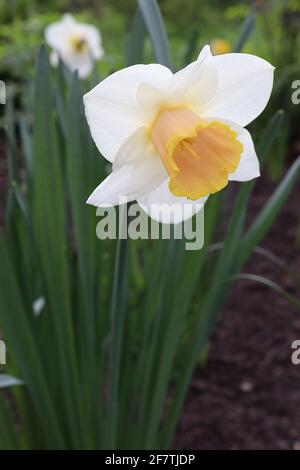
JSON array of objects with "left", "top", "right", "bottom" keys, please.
[
  {"left": 69, "top": 33, "right": 88, "bottom": 53},
  {"left": 150, "top": 107, "right": 243, "bottom": 200}
]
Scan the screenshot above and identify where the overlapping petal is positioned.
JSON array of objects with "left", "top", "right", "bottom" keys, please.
[
  {"left": 200, "top": 52, "right": 274, "bottom": 127},
  {"left": 172, "top": 45, "right": 219, "bottom": 105},
  {"left": 228, "top": 123, "right": 260, "bottom": 182},
  {"left": 87, "top": 127, "right": 167, "bottom": 207},
  {"left": 136, "top": 45, "right": 219, "bottom": 123},
  {"left": 83, "top": 64, "right": 173, "bottom": 163}
]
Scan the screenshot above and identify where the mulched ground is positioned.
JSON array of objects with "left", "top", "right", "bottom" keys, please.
[{"left": 174, "top": 153, "right": 300, "bottom": 450}]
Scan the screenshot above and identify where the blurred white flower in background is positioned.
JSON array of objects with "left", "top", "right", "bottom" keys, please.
[{"left": 45, "top": 14, "right": 104, "bottom": 79}]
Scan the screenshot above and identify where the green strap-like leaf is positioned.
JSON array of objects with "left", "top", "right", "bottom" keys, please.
[
  {"left": 107, "top": 223, "right": 130, "bottom": 448},
  {"left": 238, "top": 156, "right": 300, "bottom": 269},
  {"left": 0, "top": 237, "right": 65, "bottom": 448},
  {"left": 125, "top": 8, "right": 146, "bottom": 66},
  {"left": 234, "top": 8, "right": 256, "bottom": 52},
  {"left": 230, "top": 273, "right": 300, "bottom": 311},
  {"left": 138, "top": 0, "right": 172, "bottom": 69}
]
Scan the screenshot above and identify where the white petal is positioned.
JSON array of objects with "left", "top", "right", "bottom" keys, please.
[
  {"left": 76, "top": 57, "right": 94, "bottom": 79},
  {"left": 228, "top": 124, "right": 260, "bottom": 182},
  {"left": 83, "top": 64, "right": 173, "bottom": 163},
  {"left": 65, "top": 52, "right": 94, "bottom": 78},
  {"left": 62, "top": 14, "right": 76, "bottom": 25},
  {"left": 32, "top": 297, "right": 46, "bottom": 317},
  {"left": 138, "top": 179, "right": 208, "bottom": 224},
  {"left": 0, "top": 375, "right": 24, "bottom": 388},
  {"left": 76, "top": 23, "right": 104, "bottom": 59},
  {"left": 201, "top": 53, "right": 274, "bottom": 127},
  {"left": 87, "top": 166, "right": 136, "bottom": 207},
  {"left": 87, "top": 127, "right": 166, "bottom": 207},
  {"left": 50, "top": 50, "right": 59, "bottom": 67},
  {"left": 172, "top": 44, "right": 218, "bottom": 105},
  {"left": 137, "top": 45, "right": 218, "bottom": 123},
  {"left": 45, "top": 15, "right": 76, "bottom": 53}
]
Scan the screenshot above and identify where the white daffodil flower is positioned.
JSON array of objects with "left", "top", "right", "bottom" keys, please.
[
  {"left": 84, "top": 45, "right": 274, "bottom": 224},
  {"left": 45, "top": 14, "right": 104, "bottom": 79}
]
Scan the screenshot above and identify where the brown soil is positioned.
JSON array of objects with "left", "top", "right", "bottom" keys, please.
[{"left": 174, "top": 169, "right": 300, "bottom": 450}]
